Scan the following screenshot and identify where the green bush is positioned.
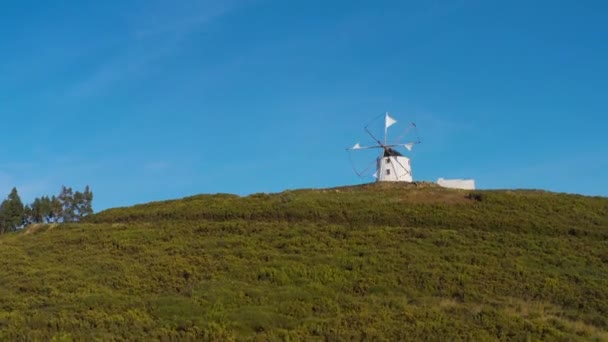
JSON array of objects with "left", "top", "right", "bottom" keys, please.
[{"left": 0, "top": 183, "right": 606, "bottom": 340}]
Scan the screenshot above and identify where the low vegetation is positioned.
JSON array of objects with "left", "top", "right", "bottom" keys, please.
[{"left": 0, "top": 183, "right": 606, "bottom": 340}]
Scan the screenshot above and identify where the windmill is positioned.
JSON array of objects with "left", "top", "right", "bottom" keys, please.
[{"left": 347, "top": 112, "right": 420, "bottom": 182}]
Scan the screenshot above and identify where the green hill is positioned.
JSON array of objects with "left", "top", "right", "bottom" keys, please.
[{"left": 1, "top": 183, "right": 607, "bottom": 340}]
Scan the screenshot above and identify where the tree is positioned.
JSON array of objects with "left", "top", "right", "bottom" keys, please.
[
  {"left": 21, "top": 186, "right": 95, "bottom": 225},
  {"left": 81, "top": 185, "right": 94, "bottom": 218},
  {"left": 31, "top": 198, "right": 43, "bottom": 223},
  {"left": 23, "top": 205, "right": 33, "bottom": 225},
  {"left": 74, "top": 186, "right": 94, "bottom": 219},
  {"left": 0, "top": 188, "right": 25, "bottom": 233},
  {"left": 58, "top": 186, "right": 75, "bottom": 222},
  {"left": 50, "top": 196, "right": 62, "bottom": 223}
]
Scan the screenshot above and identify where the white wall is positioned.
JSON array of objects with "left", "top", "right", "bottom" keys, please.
[
  {"left": 437, "top": 178, "right": 476, "bottom": 190},
  {"left": 377, "top": 156, "right": 413, "bottom": 182}
]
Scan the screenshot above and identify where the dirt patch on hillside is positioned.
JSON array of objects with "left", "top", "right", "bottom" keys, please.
[
  {"left": 23, "top": 224, "right": 58, "bottom": 235},
  {"left": 23, "top": 224, "right": 43, "bottom": 235}
]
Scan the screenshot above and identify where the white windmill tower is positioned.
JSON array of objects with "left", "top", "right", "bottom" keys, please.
[{"left": 347, "top": 112, "right": 420, "bottom": 182}]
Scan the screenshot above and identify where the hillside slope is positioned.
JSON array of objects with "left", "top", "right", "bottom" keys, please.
[{"left": 1, "top": 183, "right": 607, "bottom": 340}]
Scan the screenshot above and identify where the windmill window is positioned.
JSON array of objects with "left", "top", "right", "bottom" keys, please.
[
  {"left": 386, "top": 158, "right": 391, "bottom": 164},
  {"left": 386, "top": 169, "right": 391, "bottom": 175}
]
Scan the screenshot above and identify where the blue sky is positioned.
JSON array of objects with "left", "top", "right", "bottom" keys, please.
[{"left": 1, "top": 0, "right": 607, "bottom": 210}]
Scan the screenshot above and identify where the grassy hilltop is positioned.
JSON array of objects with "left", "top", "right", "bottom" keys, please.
[{"left": 0, "top": 183, "right": 607, "bottom": 340}]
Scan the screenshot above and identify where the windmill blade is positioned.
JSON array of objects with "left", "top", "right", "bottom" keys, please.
[
  {"left": 382, "top": 154, "right": 405, "bottom": 180},
  {"left": 364, "top": 126, "right": 385, "bottom": 147},
  {"left": 389, "top": 157, "right": 398, "bottom": 179},
  {"left": 402, "top": 142, "right": 421, "bottom": 151},
  {"left": 378, "top": 142, "right": 419, "bottom": 151},
  {"left": 359, "top": 158, "right": 378, "bottom": 178},
  {"left": 348, "top": 153, "right": 378, "bottom": 178},
  {"left": 385, "top": 113, "right": 397, "bottom": 129},
  {"left": 392, "top": 156, "right": 412, "bottom": 177},
  {"left": 346, "top": 143, "right": 383, "bottom": 150},
  {"left": 379, "top": 143, "right": 415, "bottom": 149},
  {"left": 391, "top": 122, "right": 419, "bottom": 145}
]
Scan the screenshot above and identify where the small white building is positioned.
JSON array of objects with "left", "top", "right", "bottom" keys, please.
[{"left": 437, "top": 178, "right": 476, "bottom": 190}]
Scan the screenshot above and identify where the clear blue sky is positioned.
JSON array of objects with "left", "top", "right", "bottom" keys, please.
[{"left": 2, "top": 0, "right": 607, "bottom": 210}]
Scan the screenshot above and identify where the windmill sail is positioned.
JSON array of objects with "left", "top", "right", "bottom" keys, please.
[{"left": 385, "top": 113, "right": 397, "bottom": 129}]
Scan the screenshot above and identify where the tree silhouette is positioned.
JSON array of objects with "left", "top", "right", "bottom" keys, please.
[{"left": 0, "top": 188, "right": 25, "bottom": 233}]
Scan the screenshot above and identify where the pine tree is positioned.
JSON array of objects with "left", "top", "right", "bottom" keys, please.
[
  {"left": 0, "top": 188, "right": 25, "bottom": 233},
  {"left": 31, "top": 198, "right": 43, "bottom": 223},
  {"left": 23, "top": 205, "right": 33, "bottom": 226},
  {"left": 22, "top": 186, "right": 95, "bottom": 225}
]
